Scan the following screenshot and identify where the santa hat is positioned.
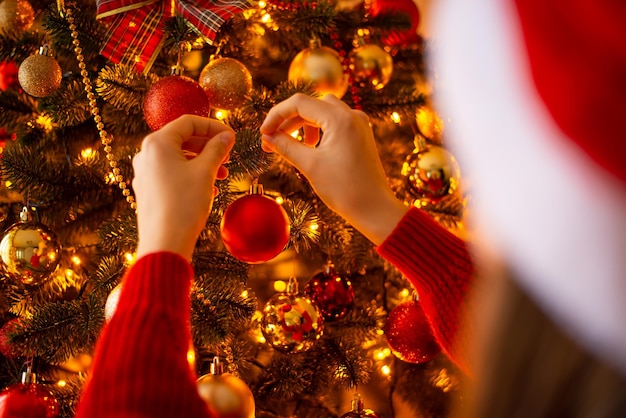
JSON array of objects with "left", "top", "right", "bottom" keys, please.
[{"left": 431, "top": 0, "right": 626, "bottom": 375}]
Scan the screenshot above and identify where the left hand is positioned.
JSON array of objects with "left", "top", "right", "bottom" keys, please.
[{"left": 132, "top": 115, "right": 235, "bottom": 260}]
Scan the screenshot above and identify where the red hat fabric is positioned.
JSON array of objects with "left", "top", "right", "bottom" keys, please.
[{"left": 431, "top": 0, "right": 626, "bottom": 375}]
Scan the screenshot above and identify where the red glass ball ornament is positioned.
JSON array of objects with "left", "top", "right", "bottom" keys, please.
[
  {"left": 0, "top": 383, "right": 59, "bottom": 418},
  {"left": 385, "top": 299, "right": 440, "bottom": 364},
  {"left": 304, "top": 267, "right": 355, "bottom": 321},
  {"left": 370, "top": 0, "right": 421, "bottom": 47},
  {"left": 0, "top": 319, "right": 21, "bottom": 359},
  {"left": 143, "top": 75, "right": 210, "bottom": 131},
  {"left": 220, "top": 192, "right": 290, "bottom": 264}
]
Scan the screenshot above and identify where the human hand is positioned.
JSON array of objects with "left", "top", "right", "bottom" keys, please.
[
  {"left": 260, "top": 94, "right": 407, "bottom": 245},
  {"left": 132, "top": 115, "right": 235, "bottom": 260}
]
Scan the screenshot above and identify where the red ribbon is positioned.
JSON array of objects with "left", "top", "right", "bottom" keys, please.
[{"left": 96, "top": 0, "right": 252, "bottom": 73}]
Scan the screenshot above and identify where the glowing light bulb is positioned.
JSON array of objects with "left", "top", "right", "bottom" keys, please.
[{"left": 391, "top": 112, "right": 401, "bottom": 124}]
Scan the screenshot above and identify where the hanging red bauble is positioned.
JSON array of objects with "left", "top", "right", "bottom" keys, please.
[
  {"left": 143, "top": 73, "right": 210, "bottom": 131},
  {"left": 304, "top": 265, "right": 354, "bottom": 321},
  {"left": 0, "top": 61, "right": 19, "bottom": 91},
  {"left": 369, "top": 0, "right": 421, "bottom": 47},
  {"left": 385, "top": 298, "right": 440, "bottom": 364},
  {"left": 0, "top": 371, "right": 59, "bottom": 418},
  {"left": 220, "top": 184, "right": 290, "bottom": 264},
  {"left": 196, "top": 357, "right": 255, "bottom": 418},
  {"left": 0, "top": 319, "right": 21, "bottom": 359}
]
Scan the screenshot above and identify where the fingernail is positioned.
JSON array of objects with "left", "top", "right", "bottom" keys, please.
[
  {"left": 261, "top": 134, "right": 275, "bottom": 144},
  {"left": 219, "top": 131, "right": 235, "bottom": 144}
]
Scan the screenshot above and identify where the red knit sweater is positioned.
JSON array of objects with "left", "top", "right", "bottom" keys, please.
[{"left": 76, "top": 207, "right": 473, "bottom": 417}]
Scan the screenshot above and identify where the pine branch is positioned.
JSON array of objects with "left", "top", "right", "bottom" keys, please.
[
  {"left": 43, "top": 3, "right": 105, "bottom": 61},
  {"left": 96, "top": 64, "right": 156, "bottom": 114},
  {"left": 0, "top": 90, "right": 38, "bottom": 128},
  {"left": 270, "top": 2, "right": 338, "bottom": 42},
  {"left": 284, "top": 199, "right": 320, "bottom": 253},
  {"left": 0, "top": 31, "right": 46, "bottom": 62},
  {"left": 227, "top": 128, "right": 274, "bottom": 179},
  {"left": 41, "top": 80, "right": 91, "bottom": 128},
  {"left": 97, "top": 211, "right": 138, "bottom": 255},
  {"left": 315, "top": 337, "right": 372, "bottom": 388}
]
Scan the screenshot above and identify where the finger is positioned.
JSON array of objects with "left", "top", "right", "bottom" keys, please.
[
  {"left": 153, "top": 115, "right": 235, "bottom": 150},
  {"left": 261, "top": 131, "right": 315, "bottom": 173},
  {"left": 261, "top": 93, "right": 348, "bottom": 135},
  {"left": 195, "top": 131, "right": 236, "bottom": 178},
  {"left": 216, "top": 165, "right": 229, "bottom": 180}
]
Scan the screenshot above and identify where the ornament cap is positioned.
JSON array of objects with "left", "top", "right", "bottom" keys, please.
[
  {"left": 351, "top": 395, "right": 364, "bottom": 412},
  {"left": 249, "top": 181, "right": 264, "bottom": 195},
  {"left": 19, "top": 206, "right": 30, "bottom": 222},
  {"left": 413, "top": 134, "right": 428, "bottom": 151},
  {"left": 286, "top": 275, "right": 299, "bottom": 294},
  {"left": 308, "top": 37, "right": 322, "bottom": 49},
  {"left": 38, "top": 44, "right": 53, "bottom": 57},
  {"left": 170, "top": 65, "right": 183, "bottom": 76},
  {"left": 21, "top": 367, "right": 37, "bottom": 384},
  {"left": 210, "top": 356, "right": 224, "bottom": 375}
]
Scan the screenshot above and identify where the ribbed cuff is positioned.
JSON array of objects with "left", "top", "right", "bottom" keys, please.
[{"left": 118, "top": 252, "right": 194, "bottom": 314}]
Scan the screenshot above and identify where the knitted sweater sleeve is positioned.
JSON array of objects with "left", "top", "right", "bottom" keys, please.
[
  {"left": 377, "top": 207, "right": 474, "bottom": 373},
  {"left": 75, "top": 252, "right": 212, "bottom": 418}
]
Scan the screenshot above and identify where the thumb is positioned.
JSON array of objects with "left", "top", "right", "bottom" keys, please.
[
  {"left": 196, "top": 131, "right": 235, "bottom": 176},
  {"left": 262, "top": 132, "right": 314, "bottom": 173}
]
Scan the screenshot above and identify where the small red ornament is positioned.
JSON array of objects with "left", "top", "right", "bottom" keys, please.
[
  {"left": 385, "top": 298, "right": 440, "bottom": 364},
  {"left": 143, "top": 72, "right": 210, "bottom": 131},
  {"left": 220, "top": 184, "right": 290, "bottom": 264},
  {"left": 0, "top": 319, "right": 21, "bottom": 359},
  {"left": 0, "top": 61, "right": 19, "bottom": 91},
  {"left": 0, "top": 370, "right": 59, "bottom": 418},
  {"left": 304, "top": 264, "right": 354, "bottom": 321},
  {"left": 369, "top": 0, "right": 421, "bottom": 47}
]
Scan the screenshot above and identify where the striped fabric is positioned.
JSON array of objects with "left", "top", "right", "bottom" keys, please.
[
  {"left": 96, "top": 0, "right": 252, "bottom": 73},
  {"left": 377, "top": 207, "right": 474, "bottom": 374}
]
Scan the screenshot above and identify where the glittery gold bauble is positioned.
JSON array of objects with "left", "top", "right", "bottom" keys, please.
[
  {"left": 197, "top": 358, "right": 255, "bottom": 418},
  {"left": 0, "top": 0, "right": 34, "bottom": 33},
  {"left": 288, "top": 40, "right": 348, "bottom": 98},
  {"left": 199, "top": 57, "right": 252, "bottom": 110},
  {"left": 349, "top": 43, "right": 393, "bottom": 90},
  {"left": 261, "top": 278, "right": 323, "bottom": 353},
  {"left": 416, "top": 105, "right": 444, "bottom": 141},
  {"left": 401, "top": 144, "right": 461, "bottom": 202},
  {"left": 0, "top": 218, "right": 61, "bottom": 286},
  {"left": 18, "top": 48, "right": 62, "bottom": 98}
]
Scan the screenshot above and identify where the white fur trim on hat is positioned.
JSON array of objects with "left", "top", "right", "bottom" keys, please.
[{"left": 431, "top": 0, "right": 626, "bottom": 375}]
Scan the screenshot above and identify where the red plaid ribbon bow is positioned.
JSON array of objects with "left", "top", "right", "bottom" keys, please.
[{"left": 96, "top": 0, "right": 252, "bottom": 73}]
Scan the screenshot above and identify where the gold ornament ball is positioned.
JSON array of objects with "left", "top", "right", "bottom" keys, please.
[
  {"left": 199, "top": 57, "right": 253, "bottom": 110},
  {"left": 261, "top": 290, "right": 323, "bottom": 353},
  {"left": 349, "top": 43, "right": 393, "bottom": 90},
  {"left": 401, "top": 144, "right": 461, "bottom": 202},
  {"left": 18, "top": 54, "right": 62, "bottom": 97},
  {"left": 0, "top": 0, "right": 34, "bottom": 33},
  {"left": 288, "top": 42, "right": 348, "bottom": 98},
  {"left": 197, "top": 373, "right": 255, "bottom": 418},
  {"left": 416, "top": 105, "right": 445, "bottom": 141},
  {"left": 0, "top": 220, "right": 61, "bottom": 286}
]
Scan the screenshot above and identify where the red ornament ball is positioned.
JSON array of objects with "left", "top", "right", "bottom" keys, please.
[
  {"left": 370, "top": 0, "right": 421, "bottom": 47},
  {"left": 220, "top": 193, "right": 290, "bottom": 264},
  {"left": 304, "top": 267, "right": 355, "bottom": 321},
  {"left": 143, "top": 75, "right": 210, "bottom": 131},
  {"left": 385, "top": 299, "right": 440, "bottom": 364},
  {"left": 0, "top": 383, "right": 59, "bottom": 418},
  {"left": 0, "top": 319, "right": 21, "bottom": 359}
]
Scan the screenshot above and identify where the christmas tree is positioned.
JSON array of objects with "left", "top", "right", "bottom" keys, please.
[{"left": 0, "top": 0, "right": 467, "bottom": 416}]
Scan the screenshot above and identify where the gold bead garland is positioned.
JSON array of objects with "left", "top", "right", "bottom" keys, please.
[{"left": 64, "top": 7, "right": 136, "bottom": 210}]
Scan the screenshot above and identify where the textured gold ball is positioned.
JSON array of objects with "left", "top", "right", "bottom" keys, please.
[
  {"left": 349, "top": 43, "right": 393, "bottom": 90},
  {"left": 288, "top": 45, "right": 348, "bottom": 98},
  {"left": 0, "top": 0, "right": 34, "bottom": 33},
  {"left": 0, "top": 220, "right": 61, "bottom": 286},
  {"left": 401, "top": 144, "right": 461, "bottom": 202},
  {"left": 18, "top": 54, "right": 62, "bottom": 97},
  {"left": 196, "top": 373, "right": 255, "bottom": 418},
  {"left": 199, "top": 58, "right": 252, "bottom": 110},
  {"left": 416, "top": 105, "right": 445, "bottom": 141}
]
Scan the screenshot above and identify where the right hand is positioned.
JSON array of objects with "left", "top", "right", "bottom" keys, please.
[{"left": 260, "top": 94, "right": 408, "bottom": 245}]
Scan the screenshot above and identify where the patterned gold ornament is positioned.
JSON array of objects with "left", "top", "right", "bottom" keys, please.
[
  {"left": 199, "top": 57, "right": 252, "bottom": 110},
  {"left": 0, "top": 207, "right": 61, "bottom": 286},
  {"left": 349, "top": 42, "right": 393, "bottom": 90},
  {"left": 196, "top": 357, "right": 255, "bottom": 418},
  {"left": 261, "top": 276, "right": 323, "bottom": 353},
  {"left": 288, "top": 39, "right": 348, "bottom": 98},
  {"left": 0, "top": 0, "right": 34, "bottom": 33},
  {"left": 18, "top": 45, "right": 62, "bottom": 98},
  {"left": 416, "top": 104, "right": 445, "bottom": 141},
  {"left": 401, "top": 137, "right": 461, "bottom": 202}
]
